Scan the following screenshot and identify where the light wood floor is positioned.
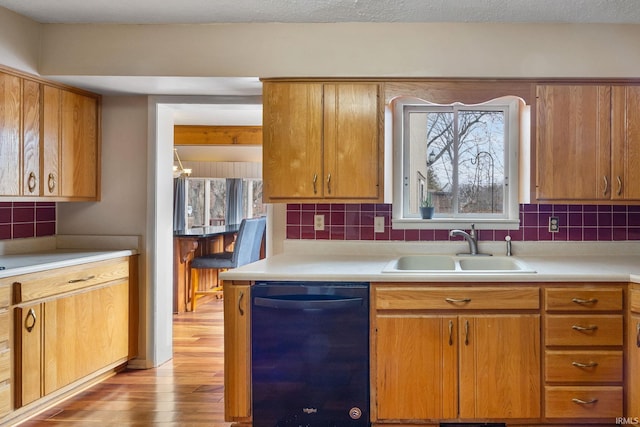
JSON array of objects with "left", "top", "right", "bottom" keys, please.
[{"left": 21, "top": 296, "right": 232, "bottom": 426}]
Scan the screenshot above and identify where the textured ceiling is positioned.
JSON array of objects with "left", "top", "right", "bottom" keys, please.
[{"left": 1, "top": 0, "right": 640, "bottom": 24}]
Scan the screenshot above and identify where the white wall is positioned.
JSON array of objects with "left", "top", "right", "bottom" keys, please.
[
  {"left": 0, "top": 7, "right": 40, "bottom": 73},
  {"left": 38, "top": 22, "right": 640, "bottom": 78},
  {"left": 57, "top": 95, "right": 150, "bottom": 362}
]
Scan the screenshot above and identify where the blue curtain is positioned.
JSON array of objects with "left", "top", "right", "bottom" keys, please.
[
  {"left": 225, "top": 178, "right": 244, "bottom": 225},
  {"left": 173, "top": 177, "right": 186, "bottom": 231}
]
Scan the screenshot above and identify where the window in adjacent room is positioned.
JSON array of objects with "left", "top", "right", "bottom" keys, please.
[{"left": 391, "top": 96, "right": 525, "bottom": 229}]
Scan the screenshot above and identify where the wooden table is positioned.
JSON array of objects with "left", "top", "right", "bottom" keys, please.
[{"left": 173, "top": 224, "right": 240, "bottom": 313}]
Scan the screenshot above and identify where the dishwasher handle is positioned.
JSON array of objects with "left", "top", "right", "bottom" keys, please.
[{"left": 253, "top": 295, "right": 363, "bottom": 311}]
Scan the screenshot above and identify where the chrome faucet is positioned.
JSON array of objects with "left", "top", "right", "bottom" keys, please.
[{"left": 450, "top": 224, "right": 479, "bottom": 255}]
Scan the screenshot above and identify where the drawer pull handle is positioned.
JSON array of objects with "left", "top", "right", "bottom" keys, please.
[
  {"left": 326, "top": 173, "right": 331, "bottom": 194},
  {"left": 25, "top": 308, "right": 37, "bottom": 333},
  {"left": 603, "top": 175, "right": 608, "bottom": 196},
  {"left": 312, "top": 174, "right": 318, "bottom": 194},
  {"left": 68, "top": 275, "right": 96, "bottom": 284},
  {"left": 572, "top": 324, "right": 598, "bottom": 332},
  {"left": 464, "top": 320, "right": 470, "bottom": 346},
  {"left": 28, "top": 172, "right": 37, "bottom": 193},
  {"left": 572, "top": 361, "right": 598, "bottom": 368},
  {"left": 571, "top": 297, "right": 598, "bottom": 305},
  {"left": 48, "top": 173, "right": 56, "bottom": 193},
  {"left": 445, "top": 297, "right": 471, "bottom": 304},
  {"left": 572, "top": 398, "right": 598, "bottom": 405},
  {"left": 636, "top": 322, "right": 640, "bottom": 348},
  {"left": 238, "top": 291, "right": 245, "bottom": 316},
  {"left": 448, "top": 320, "right": 453, "bottom": 346}
]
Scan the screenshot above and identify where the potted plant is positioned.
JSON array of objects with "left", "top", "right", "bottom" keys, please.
[{"left": 420, "top": 193, "right": 435, "bottom": 219}]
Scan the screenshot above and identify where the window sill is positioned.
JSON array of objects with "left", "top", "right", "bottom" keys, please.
[{"left": 392, "top": 218, "right": 520, "bottom": 230}]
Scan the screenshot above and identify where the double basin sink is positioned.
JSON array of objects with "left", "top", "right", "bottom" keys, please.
[{"left": 383, "top": 254, "right": 536, "bottom": 274}]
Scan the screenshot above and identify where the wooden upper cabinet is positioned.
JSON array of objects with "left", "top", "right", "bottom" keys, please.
[
  {"left": 22, "top": 79, "right": 40, "bottom": 197},
  {"left": 611, "top": 86, "right": 640, "bottom": 200},
  {"left": 60, "top": 90, "right": 99, "bottom": 199},
  {"left": 262, "top": 81, "right": 383, "bottom": 202},
  {"left": 536, "top": 84, "right": 611, "bottom": 202},
  {"left": 42, "top": 85, "right": 61, "bottom": 197},
  {"left": 0, "top": 66, "right": 101, "bottom": 201},
  {"left": 0, "top": 72, "right": 21, "bottom": 196}
]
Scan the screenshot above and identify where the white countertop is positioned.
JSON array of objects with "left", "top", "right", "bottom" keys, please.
[
  {"left": 220, "top": 241, "right": 640, "bottom": 283},
  {"left": 0, "top": 249, "right": 136, "bottom": 279}
]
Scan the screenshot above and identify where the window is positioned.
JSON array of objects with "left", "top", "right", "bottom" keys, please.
[
  {"left": 392, "top": 96, "right": 525, "bottom": 229},
  {"left": 186, "top": 178, "right": 265, "bottom": 228}
]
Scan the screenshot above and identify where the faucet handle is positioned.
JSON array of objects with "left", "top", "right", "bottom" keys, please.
[{"left": 469, "top": 224, "right": 476, "bottom": 238}]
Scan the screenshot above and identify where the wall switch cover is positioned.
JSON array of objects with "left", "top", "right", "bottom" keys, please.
[
  {"left": 374, "top": 216, "right": 385, "bottom": 233},
  {"left": 549, "top": 216, "right": 559, "bottom": 233},
  {"left": 314, "top": 214, "right": 325, "bottom": 231}
]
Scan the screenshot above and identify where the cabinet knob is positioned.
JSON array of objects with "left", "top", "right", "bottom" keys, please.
[
  {"left": 25, "top": 308, "right": 37, "bottom": 333},
  {"left": 27, "top": 172, "right": 37, "bottom": 193},
  {"left": 617, "top": 176, "right": 623, "bottom": 196},
  {"left": 48, "top": 173, "right": 56, "bottom": 193}
]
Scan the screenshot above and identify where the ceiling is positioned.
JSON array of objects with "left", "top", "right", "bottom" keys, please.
[
  {"left": 2, "top": 0, "right": 640, "bottom": 25},
  {"left": 3, "top": 0, "right": 639, "bottom": 133},
  {"left": 2, "top": 0, "right": 639, "bottom": 97}
]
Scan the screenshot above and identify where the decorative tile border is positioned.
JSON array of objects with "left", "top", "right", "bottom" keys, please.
[
  {"left": 286, "top": 203, "right": 640, "bottom": 241},
  {"left": 0, "top": 202, "right": 56, "bottom": 240}
]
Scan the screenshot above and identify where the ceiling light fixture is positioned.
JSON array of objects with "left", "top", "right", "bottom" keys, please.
[{"left": 173, "top": 148, "right": 192, "bottom": 178}]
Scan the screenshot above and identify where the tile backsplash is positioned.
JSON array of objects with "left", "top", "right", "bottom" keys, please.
[
  {"left": 0, "top": 202, "right": 56, "bottom": 240},
  {"left": 286, "top": 203, "right": 640, "bottom": 242}
]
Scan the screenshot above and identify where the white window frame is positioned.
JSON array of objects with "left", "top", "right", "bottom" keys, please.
[{"left": 391, "top": 96, "right": 524, "bottom": 230}]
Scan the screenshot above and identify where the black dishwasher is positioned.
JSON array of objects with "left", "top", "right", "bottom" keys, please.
[{"left": 251, "top": 281, "right": 370, "bottom": 427}]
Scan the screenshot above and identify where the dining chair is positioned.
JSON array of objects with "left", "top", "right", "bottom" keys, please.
[{"left": 189, "top": 217, "right": 266, "bottom": 311}]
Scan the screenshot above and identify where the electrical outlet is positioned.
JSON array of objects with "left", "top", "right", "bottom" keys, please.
[
  {"left": 548, "top": 216, "right": 559, "bottom": 233},
  {"left": 374, "top": 216, "right": 385, "bottom": 233},
  {"left": 314, "top": 214, "right": 325, "bottom": 231}
]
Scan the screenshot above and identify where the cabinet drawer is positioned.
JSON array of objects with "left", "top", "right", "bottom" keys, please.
[
  {"left": 545, "top": 386, "right": 622, "bottom": 418},
  {"left": 545, "top": 350, "right": 622, "bottom": 383},
  {"left": 546, "top": 315, "right": 623, "bottom": 346},
  {"left": 631, "top": 287, "right": 640, "bottom": 313},
  {"left": 375, "top": 286, "right": 540, "bottom": 310},
  {"left": 0, "top": 381, "right": 10, "bottom": 418},
  {"left": 0, "top": 348, "right": 9, "bottom": 382},
  {"left": 13, "top": 257, "right": 129, "bottom": 303},
  {"left": 0, "top": 309, "right": 8, "bottom": 342},
  {"left": 545, "top": 287, "right": 623, "bottom": 312},
  {"left": 0, "top": 286, "right": 8, "bottom": 308}
]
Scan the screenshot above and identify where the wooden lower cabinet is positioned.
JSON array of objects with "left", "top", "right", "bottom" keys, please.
[
  {"left": 14, "top": 280, "right": 130, "bottom": 407},
  {"left": 223, "top": 281, "right": 252, "bottom": 422},
  {"left": 372, "top": 284, "right": 541, "bottom": 423},
  {"left": 543, "top": 284, "right": 625, "bottom": 422},
  {"left": 4, "top": 255, "right": 137, "bottom": 426},
  {"left": 0, "top": 286, "right": 12, "bottom": 417},
  {"left": 628, "top": 286, "right": 640, "bottom": 416}
]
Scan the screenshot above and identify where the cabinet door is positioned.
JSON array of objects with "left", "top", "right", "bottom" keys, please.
[
  {"left": 459, "top": 315, "right": 541, "bottom": 419},
  {"left": 14, "top": 304, "right": 42, "bottom": 408},
  {"left": 611, "top": 86, "right": 640, "bottom": 200},
  {"left": 61, "top": 90, "right": 98, "bottom": 199},
  {"left": 536, "top": 85, "right": 611, "bottom": 201},
  {"left": 263, "top": 82, "right": 323, "bottom": 200},
  {"left": 42, "top": 85, "right": 61, "bottom": 197},
  {"left": 43, "top": 281, "right": 129, "bottom": 394},
  {"left": 22, "top": 79, "right": 40, "bottom": 196},
  {"left": 223, "top": 283, "right": 252, "bottom": 422},
  {"left": 323, "top": 83, "right": 381, "bottom": 199},
  {"left": 375, "top": 315, "right": 457, "bottom": 421},
  {"left": 0, "top": 72, "right": 21, "bottom": 196},
  {"left": 628, "top": 313, "right": 640, "bottom": 416}
]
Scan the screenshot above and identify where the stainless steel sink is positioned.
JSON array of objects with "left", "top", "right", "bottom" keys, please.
[{"left": 383, "top": 255, "right": 536, "bottom": 274}]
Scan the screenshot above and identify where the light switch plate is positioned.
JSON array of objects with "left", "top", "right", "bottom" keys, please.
[
  {"left": 314, "top": 214, "right": 325, "bottom": 231},
  {"left": 374, "top": 216, "right": 385, "bottom": 233}
]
